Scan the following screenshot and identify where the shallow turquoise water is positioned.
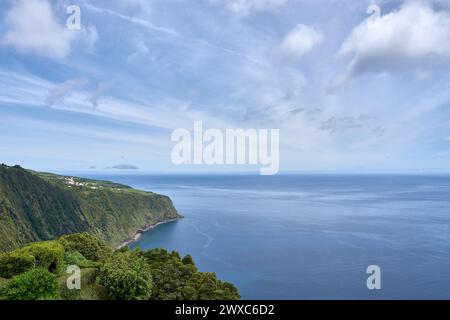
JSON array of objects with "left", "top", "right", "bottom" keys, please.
[{"left": 81, "top": 174, "right": 450, "bottom": 299}]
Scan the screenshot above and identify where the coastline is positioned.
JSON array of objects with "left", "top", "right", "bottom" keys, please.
[{"left": 117, "top": 218, "right": 181, "bottom": 249}]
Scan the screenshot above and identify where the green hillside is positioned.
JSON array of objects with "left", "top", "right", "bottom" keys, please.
[{"left": 0, "top": 164, "right": 181, "bottom": 252}]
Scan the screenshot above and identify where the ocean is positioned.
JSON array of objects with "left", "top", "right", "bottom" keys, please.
[{"left": 80, "top": 173, "right": 450, "bottom": 299}]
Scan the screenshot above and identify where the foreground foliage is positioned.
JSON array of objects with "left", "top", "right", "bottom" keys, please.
[
  {"left": 0, "top": 240, "right": 64, "bottom": 278},
  {"left": 143, "top": 249, "right": 240, "bottom": 300},
  {"left": 0, "top": 233, "right": 240, "bottom": 300},
  {"left": 1, "top": 268, "right": 59, "bottom": 300},
  {"left": 58, "top": 233, "right": 112, "bottom": 262},
  {"left": 99, "top": 251, "right": 153, "bottom": 300}
]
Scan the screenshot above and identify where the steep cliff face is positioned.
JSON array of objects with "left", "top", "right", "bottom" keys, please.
[{"left": 0, "top": 165, "right": 181, "bottom": 252}]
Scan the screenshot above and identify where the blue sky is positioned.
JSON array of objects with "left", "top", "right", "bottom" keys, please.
[{"left": 0, "top": 0, "right": 450, "bottom": 173}]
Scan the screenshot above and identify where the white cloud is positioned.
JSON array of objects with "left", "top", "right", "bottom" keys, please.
[
  {"left": 1, "top": 0, "right": 75, "bottom": 58},
  {"left": 281, "top": 24, "right": 323, "bottom": 62},
  {"left": 333, "top": 1, "right": 450, "bottom": 88},
  {"left": 211, "top": 0, "right": 287, "bottom": 17}
]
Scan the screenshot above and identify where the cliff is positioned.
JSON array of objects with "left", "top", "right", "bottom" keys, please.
[{"left": 0, "top": 164, "right": 181, "bottom": 252}]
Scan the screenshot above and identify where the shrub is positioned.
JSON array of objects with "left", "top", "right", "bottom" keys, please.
[
  {"left": 19, "top": 241, "right": 65, "bottom": 273},
  {"left": 99, "top": 251, "right": 153, "bottom": 300},
  {"left": 3, "top": 268, "right": 59, "bottom": 300},
  {"left": 0, "top": 241, "right": 64, "bottom": 278},
  {"left": 0, "top": 251, "right": 35, "bottom": 278},
  {"left": 0, "top": 278, "right": 10, "bottom": 299},
  {"left": 58, "top": 233, "right": 112, "bottom": 262},
  {"left": 78, "top": 260, "right": 101, "bottom": 268},
  {"left": 63, "top": 250, "right": 87, "bottom": 266}
]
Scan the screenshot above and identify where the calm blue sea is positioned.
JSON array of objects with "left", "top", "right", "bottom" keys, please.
[{"left": 78, "top": 174, "right": 450, "bottom": 299}]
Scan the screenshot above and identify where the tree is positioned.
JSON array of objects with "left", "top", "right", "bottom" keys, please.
[
  {"left": 182, "top": 254, "right": 195, "bottom": 266},
  {"left": 58, "top": 232, "right": 112, "bottom": 262},
  {"left": 186, "top": 272, "right": 240, "bottom": 300},
  {"left": 142, "top": 248, "right": 239, "bottom": 300},
  {"left": 98, "top": 251, "right": 153, "bottom": 300}
]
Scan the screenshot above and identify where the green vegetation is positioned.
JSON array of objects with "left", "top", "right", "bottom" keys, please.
[
  {"left": 58, "top": 233, "right": 112, "bottom": 262},
  {"left": 143, "top": 249, "right": 240, "bottom": 300},
  {"left": 1, "top": 268, "right": 59, "bottom": 300},
  {"left": 0, "top": 240, "right": 64, "bottom": 278},
  {"left": 0, "top": 251, "right": 34, "bottom": 279},
  {"left": 99, "top": 250, "right": 153, "bottom": 300},
  {"left": 59, "top": 268, "right": 108, "bottom": 300},
  {"left": 0, "top": 164, "right": 181, "bottom": 251},
  {"left": 0, "top": 234, "right": 240, "bottom": 300}
]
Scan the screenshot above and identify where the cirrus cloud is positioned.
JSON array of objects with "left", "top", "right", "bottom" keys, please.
[{"left": 209, "top": 0, "right": 287, "bottom": 17}]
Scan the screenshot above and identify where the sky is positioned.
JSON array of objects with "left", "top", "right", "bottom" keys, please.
[{"left": 0, "top": 0, "right": 450, "bottom": 173}]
